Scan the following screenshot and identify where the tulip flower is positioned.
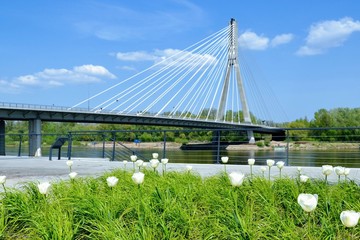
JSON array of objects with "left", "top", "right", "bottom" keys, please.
[
  {"left": 322, "top": 165, "right": 333, "bottom": 184},
  {"left": 161, "top": 158, "right": 169, "bottom": 175},
  {"left": 135, "top": 160, "right": 144, "bottom": 171},
  {"left": 0, "top": 176, "right": 6, "bottom": 184},
  {"left": 260, "top": 166, "right": 267, "bottom": 178},
  {"left": 340, "top": 210, "right": 360, "bottom": 228},
  {"left": 228, "top": 172, "right": 245, "bottom": 187},
  {"left": 0, "top": 176, "right": 6, "bottom": 193},
  {"left": 150, "top": 159, "right": 160, "bottom": 172},
  {"left": 297, "top": 193, "right": 318, "bottom": 213},
  {"left": 186, "top": 165, "right": 192, "bottom": 172},
  {"left": 344, "top": 168, "right": 350, "bottom": 181},
  {"left": 266, "top": 159, "right": 275, "bottom": 181},
  {"left": 130, "top": 155, "right": 137, "bottom": 172},
  {"left": 276, "top": 161, "right": 285, "bottom": 178},
  {"left": 69, "top": 172, "right": 78, "bottom": 180},
  {"left": 221, "top": 156, "right": 229, "bottom": 173},
  {"left": 300, "top": 175, "right": 309, "bottom": 183},
  {"left": 248, "top": 158, "right": 255, "bottom": 178},
  {"left": 334, "top": 166, "right": 345, "bottom": 183},
  {"left": 106, "top": 176, "right": 119, "bottom": 188},
  {"left": 132, "top": 172, "right": 145, "bottom": 185},
  {"left": 152, "top": 153, "right": 159, "bottom": 159},
  {"left": 66, "top": 160, "right": 73, "bottom": 172},
  {"left": 38, "top": 182, "right": 51, "bottom": 195}
]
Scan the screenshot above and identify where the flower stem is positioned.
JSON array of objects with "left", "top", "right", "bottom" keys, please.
[
  {"left": 2, "top": 183, "right": 6, "bottom": 194},
  {"left": 280, "top": 169, "right": 282, "bottom": 179},
  {"left": 250, "top": 165, "right": 253, "bottom": 178},
  {"left": 224, "top": 164, "right": 227, "bottom": 174},
  {"left": 268, "top": 167, "right": 271, "bottom": 181}
]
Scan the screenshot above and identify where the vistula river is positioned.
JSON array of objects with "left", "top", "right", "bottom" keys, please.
[{"left": 5, "top": 145, "right": 360, "bottom": 168}]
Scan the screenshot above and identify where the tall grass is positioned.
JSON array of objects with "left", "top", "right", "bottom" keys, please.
[{"left": 0, "top": 169, "right": 359, "bottom": 239}]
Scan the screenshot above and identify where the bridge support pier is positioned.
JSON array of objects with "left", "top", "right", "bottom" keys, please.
[
  {"left": 0, "top": 120, "right": 5, "bottom": 156},
  {"left": 29, "top": 119, "right": 42, "bottom": 157},
  {"left": 247, "top": 130, "right": 255, "bottom": 144}
]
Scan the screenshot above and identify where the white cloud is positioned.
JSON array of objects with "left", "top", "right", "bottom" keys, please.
[
  {"left": 73, "top": 64, "right": 116, "bottom": 79},
  {"left": 271, "top": 34, "right": 294, "bottom": 47},
  {"left": 116, "top": 51, "right": 158, "bottom": 61},
  {"left": 6, "top": 64, "right": 116, "bottom": 92},
  {"left": 239, "top": 31, "right": 293, "bottom": 50},
  {"left": 297, "top": 17, "right": 360, "bottom": 56},
  {"left": 239, "top": 31, "right": 269, "bottom": 50},
  {"left": 0, "top": 79, "right": 20, "bottom": 93},
  {"left": 115, "top": 48, "right": 217, "bottom": 68}
]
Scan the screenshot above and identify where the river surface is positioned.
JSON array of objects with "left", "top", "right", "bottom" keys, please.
[{"left": 5, "top": 145, "right": 360, "bottom": 168}]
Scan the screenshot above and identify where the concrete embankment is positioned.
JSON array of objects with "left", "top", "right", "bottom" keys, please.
[{"left": 0, "top": 156, "right": 359, "bottom": 189}]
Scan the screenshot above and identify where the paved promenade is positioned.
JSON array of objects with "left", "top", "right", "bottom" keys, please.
[{"left": 0, "top": 156, "right": 359, "bottom": 189}]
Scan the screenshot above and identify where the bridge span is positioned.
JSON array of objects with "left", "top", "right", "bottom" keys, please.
[{"left": 0, "top": 102, "right": 285, "bottom": 156}]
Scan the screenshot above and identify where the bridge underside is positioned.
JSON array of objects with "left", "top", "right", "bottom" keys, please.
[{"left": 0, "top": 108, "right": 285, "bottom": 156}]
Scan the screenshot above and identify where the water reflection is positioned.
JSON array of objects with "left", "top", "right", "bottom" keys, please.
[{"left": 4, "top": 146, "right": 360, "bottom": 168}]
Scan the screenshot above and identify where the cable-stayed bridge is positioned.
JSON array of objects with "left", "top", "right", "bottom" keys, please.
[{"left": 0, "top": 18, "right": 286, "bottom": 156}]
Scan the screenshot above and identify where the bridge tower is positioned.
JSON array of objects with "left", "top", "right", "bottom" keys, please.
[{"left": 216, "top": 18, "right": 255, "bottom": 143}]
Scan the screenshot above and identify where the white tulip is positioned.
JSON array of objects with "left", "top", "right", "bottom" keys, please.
[
  {"left": 106, "top": 176, "right": 119, "bottom": 187},
  {"left": 135, "top": 160, "right": 144, "bottom": 168},
  {"left": 260, "top": 166, "right": 267, "bottom": 173},
  {"left": 276, "top": 161, "right": 285, "bottom": 169},
  {"left": 297, "top": 167, "right": 302, "bottom": 173},
  {"left": 344, "top": 168, "right": 350, "bottom": 176},
  {"left": 300, "top": 175, "right": 309, "bottom": 183},
  {"left": 132, "top": 172, "right": 145, "bottom": 185},
  {"left": 142, "top": 162, "right": 148, "bottom": 168},
  {"left": 334, "top": 166, "right": 345, "bottom": 176},
  {"left": 228, "top": 172, "right": 245, "bottom": 187},
  {"left": 152, "top": 153, "right": 159, "bottom": 159},
  {"left": 66, "top": 160, "right": 73, "bottom": 167},
  {"left": 150, "top": 159, "right": 160, "bottom": 169},
  {"left": 297, "top": 193, "right": 318, "bottom": 212},
  {"left": 248, "top": 158, "right": 255, "bottom": 165},
  {"left": 266, "top": 159, "right": 275, "bottom": 167},
  {"left": 123, "top": 160, "right": 128, "bottom": 165},
  {"left": 322, "top": 165, "right": 333, "bottom": 176},
  {"left": 186, "top": 165, "right": 193, "bottom": 172},
  {"left": 38, "top": 182, "right": 51, "bottom": 195},
  {"left": 340, "top": 210, "right": 360, "bottom": 228},
  {"left": 130, "top": 155, "right": 137, "bottom": 162},
  {"left": 161, "top": 158, "right": 169, "bottom": 164},
  {"left": 221, "top": 156, "right": 229, "bottom": 163},
  {"left": 0, "top": 176, "right": 6, "bottom": 184},
  {"left": 69, "top": 172, "right": 78, "bottom": 179}
]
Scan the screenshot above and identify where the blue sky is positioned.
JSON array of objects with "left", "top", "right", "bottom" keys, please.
[{"left": 1, "top": 0, "right": 360, "bottom": 122}]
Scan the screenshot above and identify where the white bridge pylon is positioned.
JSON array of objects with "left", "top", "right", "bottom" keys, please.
[{"left": 71, "top": 18, "right": 260, "bottom": 138}]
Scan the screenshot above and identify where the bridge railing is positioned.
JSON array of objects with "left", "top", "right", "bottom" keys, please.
[{"left": 1, "top": 127, "right": 360, "bottom": 168}]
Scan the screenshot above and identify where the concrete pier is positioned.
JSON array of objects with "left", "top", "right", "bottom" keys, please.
[{"left": 0, "top": 156, "right": 359, "bottom": 189}]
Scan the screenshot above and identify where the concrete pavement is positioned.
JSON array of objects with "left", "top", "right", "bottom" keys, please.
[{"left": 0, "top": 156, "right": 359, "bottom": 189}]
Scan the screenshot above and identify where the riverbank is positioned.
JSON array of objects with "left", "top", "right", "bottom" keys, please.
[{"left": 84, "top": 140, "right": 360, "bottom": 151}]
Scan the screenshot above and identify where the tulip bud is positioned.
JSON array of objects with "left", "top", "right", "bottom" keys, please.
[
  {"left": 340, "top": 210, "right": 360, "bottom": 228},
  {"left": 297, "top": 193, "right": 318, "bottom": 212},
  {"left": 186, "top": 165, "right": 193, "bottom": 172},
  {"left": 221, "top": 156, "right": 229, "bottom": 164},
  {"left": 130, "top": 155, "right": 137, "bottom": 162},
  {"left": 228, "top": 172, "right": 245, "bottom": 187},
  {"left": 276, "top": 161, "right": 285, "bottom": 169},
  {"left": 322, "top": 165, "right": 333, "bottom": 176},
  {"left": 38, "top": 182, "right": 51, "bottom": 195},
  {"left": 248, "top": 158, "right": 255, "bottom": 165},
  {"left": 66, "top": 160, "right": 73, "bottom": 167},
  {"left": 132, "top": 172, "right": 145, "bottom": 185},
  {"left": 266, "top": 159, "right": 275, "bottom": 167},
  {"left": 152, "top": 153, "right": 159, "bottom": 159},
  {"left": 0, "top": 176, "right": 6, "bottom": 184},
  {"left": 334, "top": 166, "right": 345, "bottom": 176},
  {"left": 106, "top": 176, "right": 119, "bottom": 187},
  {"left": 69, "top": 172, "right": 78, "bottom": 179},
  {"left": 161, "top": 158, "right": 169, "bottom": 164},
  {"left": 300, "top": 175, "right": 309, "bottom": 183}
]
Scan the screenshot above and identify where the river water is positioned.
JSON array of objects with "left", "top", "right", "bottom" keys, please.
[{"left": 5, "top": 145, "right": 360, "bottom": 168}]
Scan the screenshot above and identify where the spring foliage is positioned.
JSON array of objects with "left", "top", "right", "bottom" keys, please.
[{"left": 0, "top": 170, "right": 359, "bottom": 239}]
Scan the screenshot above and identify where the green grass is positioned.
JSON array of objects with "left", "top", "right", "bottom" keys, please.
[{"left": 0, "top": 170, "right": 359, "bottom": 239}]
